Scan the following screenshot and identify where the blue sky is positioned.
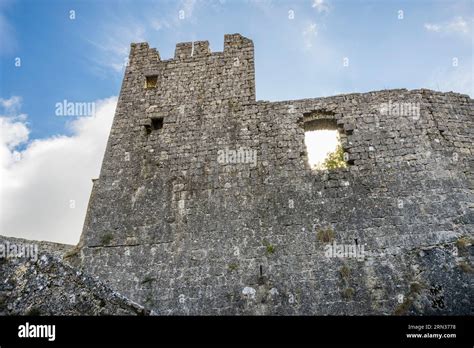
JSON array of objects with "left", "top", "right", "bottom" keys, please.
[
  {"left": 0, "top": 0, "right": 472, "bottom": 243},
  {"left": 1, "top": 0, "right": 472, "bottom": 141}
]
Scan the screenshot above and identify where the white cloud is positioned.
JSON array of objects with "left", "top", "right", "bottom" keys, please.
[
  {"left": 0, "top": 96, "right": 117, "bottom": 244},
  {"left": 312, "top": 0, "right": 329, "bottom": 13},
  {"left": 86, "top": 21, "right": 147, "bottom": 73},
  {"left": 0, "top": 118, "right": 28, "bottom": 150},
  {"left": 85, "top": 0, "right": 202, "bottom": 74},
  {"left": 426, "top": 63, "right": 473, "bottom": 97},
  {"left": 0, "top": 96, "right": 22, "bottom": 114},
  {"left": 424, "top": 23, "right": 441, "bottom": 32},
  {"left": 0, "top": 1, "right": 17, "bottom": 55},
  {"left": 180, "top": 0, "right": 197, "bottom": 19},
  {"left": 446, "top": 16, "right": 469, "bottom": 33},
  {"left": 424, "top": 16, "right": 471, "bottom": 35},
  {"left": 150, "top": 18, "right": 172, "bottom": 31},
  {"left": 0, "top": 97, "right": 28, "bottom": 152},
  {"left": 302, "top": 22, "right": 318, "bottom": 49}
]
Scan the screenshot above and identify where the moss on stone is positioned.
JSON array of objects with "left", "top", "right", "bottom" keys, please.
[
  {"left": 339, "top": 265, "right": 350, "bottom": 280},
  {"left": 228, "top": 263, "right": 238, "bottom": 271},
  {"left": 342, "top": 287, "right": 355, "bottom": 299},
  {"left": 100, "top": 234, "right": 113, "bottom": 245},
  {"left": 456, "top": 236, "right": 471, "bottom": 250},
  {"left": 317, "top": 228, "right": 335, "bottom": 243},
  {"left": 459, "top": 261, "right": 473, "bottom": 273},
  {"left": 266, "top": 244, "right": 275, "bottom": 255}
]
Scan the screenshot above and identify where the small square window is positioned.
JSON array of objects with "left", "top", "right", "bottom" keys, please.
[
  {"left": 144, "top": 117, "right": 164, "bottom": 135},
  {"left": 145, "top": 75, "right": 158, "bottom": 89},
  {"left": 151, "top": 117, "right": 163, "bottom": 130}
]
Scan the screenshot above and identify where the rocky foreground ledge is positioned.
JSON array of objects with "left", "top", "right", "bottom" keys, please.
[
  {"left": 0, "top": 235, "right": 152, "bottom": 315},
  {"left": 1, "top": 234, "right": 473, "bottom": 315}
]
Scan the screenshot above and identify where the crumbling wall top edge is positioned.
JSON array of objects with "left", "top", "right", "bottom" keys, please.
[{"left": 256, "top": 88, "right": 472, "bottom": 107}]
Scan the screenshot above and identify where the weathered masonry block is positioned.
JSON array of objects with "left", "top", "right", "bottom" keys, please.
[{"left": 76, "top": 34, "right": 474, "bottom": 315}]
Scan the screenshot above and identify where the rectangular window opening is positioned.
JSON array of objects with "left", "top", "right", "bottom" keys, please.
[
  {"left": 303, "top": 118, "right": 347, "bottom": 170},
  {"left": 145, "top": 75, "right": 158, "bottom": 89},
  {"left": 151, "top": 117, "right": 163, "bottom": 131}
]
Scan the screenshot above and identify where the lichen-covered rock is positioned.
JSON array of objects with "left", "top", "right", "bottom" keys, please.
[
  {"left": 4, "top": 34, "right": 473, "bottom": 315},
  {"left": 0, "top": 236, "right": 151, "bottom": 315}
]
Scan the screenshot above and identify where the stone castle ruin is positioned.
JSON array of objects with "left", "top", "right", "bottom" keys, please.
[{"left": 1, "top": 34, "right": 472, "bottom": 315}]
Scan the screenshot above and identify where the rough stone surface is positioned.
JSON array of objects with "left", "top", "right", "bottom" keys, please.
[
  {"left": 75, "top": 34, "right": 473, "bottom": 315},
  {"left": 3, "top": 34, "right": 473, "bottom": 315},
  {"left": 0, "top": 236, "right": 151, "bottom": 315}
]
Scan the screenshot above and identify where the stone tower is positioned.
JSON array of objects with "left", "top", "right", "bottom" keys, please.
[{"left": 77, "top": 34, "right": 473, "bottom": 315}]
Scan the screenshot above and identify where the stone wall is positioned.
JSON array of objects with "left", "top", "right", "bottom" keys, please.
[{"left": 77, "top": 34, "right": 473, "bottom": 315}]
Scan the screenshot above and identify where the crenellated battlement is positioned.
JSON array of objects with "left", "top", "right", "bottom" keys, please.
[
  {"left": 174, "top": 40, "right": 210, "bottom": 59},
  {"left": 223, "top": 33, "right": 254, "bottom": 52},
  {"left": 130, "top": 33, "right": 253, "bottom": 64}
]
